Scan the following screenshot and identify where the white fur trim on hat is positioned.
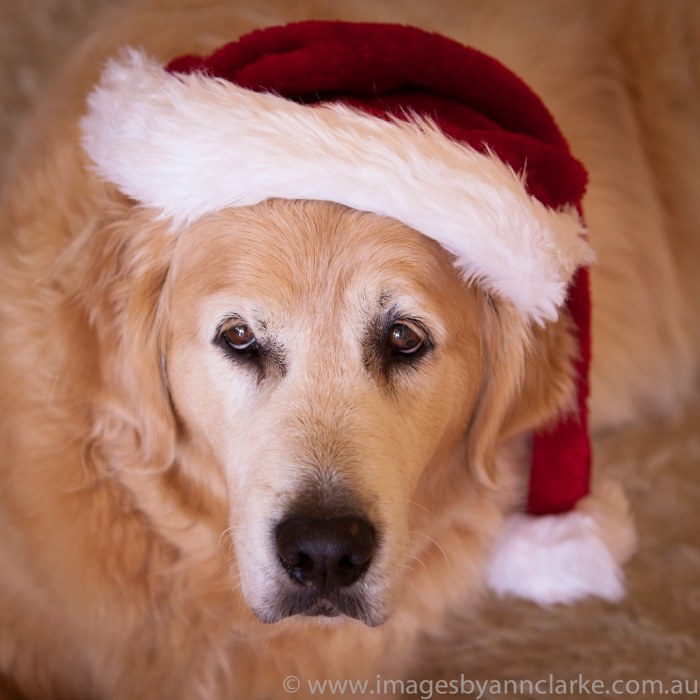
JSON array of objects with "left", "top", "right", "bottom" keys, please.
[
  {"left": 486, "top": 482, "right": 637, "bottom": 604},
  {"left": 81, "top": 49, "right": 594, "bottom": 324}
]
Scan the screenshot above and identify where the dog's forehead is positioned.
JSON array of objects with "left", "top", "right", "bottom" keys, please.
[{"left": 171, "top": 200, "right": 465, "bottom": 319}]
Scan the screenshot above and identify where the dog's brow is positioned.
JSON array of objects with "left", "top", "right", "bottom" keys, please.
[{"left": 378, "top": 290, "right": 392, "bottom": 309}]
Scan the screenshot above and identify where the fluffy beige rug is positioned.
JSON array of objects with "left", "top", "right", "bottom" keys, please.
[{"left": 1, "top": 1, "right": 698, "bottom": 698}]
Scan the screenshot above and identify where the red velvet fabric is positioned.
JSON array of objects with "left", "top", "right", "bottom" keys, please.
[{"left": 168, "top": 21, "right": 592, "bottom": 515}]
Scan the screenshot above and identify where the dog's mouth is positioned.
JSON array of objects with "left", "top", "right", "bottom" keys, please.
[
  {"left": 258, "top": 578, "right": 384, "bottom": 627},
  {"left": 302, "top": 600, "right": 342, "bottom": 618}
]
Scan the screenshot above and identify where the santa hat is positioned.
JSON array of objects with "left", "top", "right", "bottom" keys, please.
[{"left": 81, "top": 21, "right": 634, "bottom": 605}]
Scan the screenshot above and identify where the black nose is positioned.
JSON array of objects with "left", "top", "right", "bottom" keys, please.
[{"left": 276, "top": 515, "right": 376, "bottom": 592}]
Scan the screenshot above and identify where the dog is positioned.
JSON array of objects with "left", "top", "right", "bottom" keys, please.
[{"left": 1, "top": 1, "right": 698, "bottom": 698}]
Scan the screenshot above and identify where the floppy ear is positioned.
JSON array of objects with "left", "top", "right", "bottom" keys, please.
[
  {"left": 467, "top": 297, "right": 579, "bottom": 485},
  {"left": 57, "top": 190, "right": 178, "bottom": 475}
]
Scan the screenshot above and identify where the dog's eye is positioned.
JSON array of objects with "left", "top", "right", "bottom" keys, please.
[
  {"left": 214, "top": 318, "right": 286, "bottom": 378},
  {"left": 388, "top": 323, "right": 424, "bottom": 355},
  {"left": 221, "top": 323, "right": 257, "bottom": 351}
]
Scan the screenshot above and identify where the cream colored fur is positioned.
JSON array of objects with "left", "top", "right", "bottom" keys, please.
[{"left": 0, "top": 1, "right": 698, "bottom": 698}]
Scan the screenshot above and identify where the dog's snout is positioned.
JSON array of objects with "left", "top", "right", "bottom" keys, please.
[{"left": 276, "top": 516, "right": 376, "bottom": 592}]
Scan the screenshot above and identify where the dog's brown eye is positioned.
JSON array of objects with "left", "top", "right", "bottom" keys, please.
[
  {"left": 388, "top": 323, "right": 423, "bottom": 354},
  {"left": 222, "top": 323, "right": 256, "bottom": 350}
]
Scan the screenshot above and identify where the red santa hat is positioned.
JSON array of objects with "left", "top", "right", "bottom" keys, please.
[{"left": 81, "top": 21, "right": 634, "bottom": 605}]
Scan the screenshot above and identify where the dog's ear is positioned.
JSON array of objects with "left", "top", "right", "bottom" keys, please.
[
  {"left": 467, "top": 298, "right": 579, "bottom": 485},
  {"left": 57, "top": 191, "right": 178, "bottom": 474}
]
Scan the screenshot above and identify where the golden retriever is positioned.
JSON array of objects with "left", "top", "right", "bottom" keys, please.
[{"left": 0, "top": 1, "right": 698, "bottom": 698}]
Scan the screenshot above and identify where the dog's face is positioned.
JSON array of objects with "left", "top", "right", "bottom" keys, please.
[{"left": 163, "top": 200, "right": 488, "bottom": 626}]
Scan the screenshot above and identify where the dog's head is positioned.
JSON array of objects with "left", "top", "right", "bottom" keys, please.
[{"left": 71, "top": 195, "right": 577, "bottom": 626}]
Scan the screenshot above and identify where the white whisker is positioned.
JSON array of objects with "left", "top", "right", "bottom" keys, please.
[{"left": 410, "top": 530, "right": 452, "bottom": 570}]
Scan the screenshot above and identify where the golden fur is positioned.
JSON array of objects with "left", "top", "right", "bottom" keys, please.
[{"left": 1, "top": 1, "right": 698, "bottom": 698}]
